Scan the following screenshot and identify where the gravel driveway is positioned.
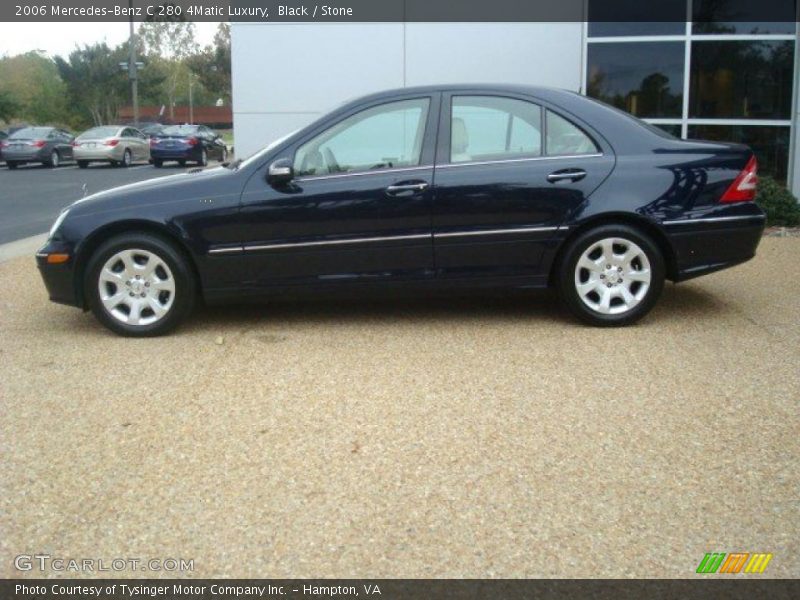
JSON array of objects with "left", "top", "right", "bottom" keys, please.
[{"left": 1, "top": 238, "right": 798, "bottom": 578}]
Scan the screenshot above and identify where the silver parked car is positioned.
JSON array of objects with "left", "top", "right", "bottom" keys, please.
[{"left": 73, "top": 125, "right": 150, "bottom": 168}]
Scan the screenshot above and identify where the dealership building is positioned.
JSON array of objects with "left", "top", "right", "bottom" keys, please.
[{"left": 231, "top": 1, "right": 800, "bottom": 196}]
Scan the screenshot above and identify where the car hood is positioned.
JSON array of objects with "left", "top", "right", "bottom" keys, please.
[{"left": 68, "top": 166, "right": 237, "bottom": 215}]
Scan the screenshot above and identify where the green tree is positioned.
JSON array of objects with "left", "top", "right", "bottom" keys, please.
[
  {"left": 0, "top": 51, "right": 68, "bottom": 125},
  {"left": 187, "top": 22, "right": 231, "bottom": 105},
  {"left": 0, "top": 90, "right": 20, "bottom": 123}
]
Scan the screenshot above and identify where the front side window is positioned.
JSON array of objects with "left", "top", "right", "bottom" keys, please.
[
  {"left": 450, "top": 96, "right": 542, "bottom": 163},
  {"left": 294, "top": 98, "right": 430, "bottom": 177},
  {"left": 546, "top": 110, "right": 600, "bottom": 155}
]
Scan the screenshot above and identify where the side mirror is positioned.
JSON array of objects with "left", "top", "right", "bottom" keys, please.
[{"left": 267, "top": 158, "right": 294, "bottom": 186}]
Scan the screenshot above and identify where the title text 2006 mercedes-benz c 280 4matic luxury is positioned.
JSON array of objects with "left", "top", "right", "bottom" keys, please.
[{"left": 37, "top": 85, "right": 765, "bottom": 336}]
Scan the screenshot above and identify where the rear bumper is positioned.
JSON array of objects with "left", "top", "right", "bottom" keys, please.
[
  {"left": 663, "top": 213, "right": 766, "bottom": 282},
  {"left": 74, "top": 146, "right": 122, "bottom": 161},
  {"left": 151, "top": 147, "right": 199, "bottom": 160},
  {"left": 3, "top": 149, "right": 47, "bottom": 162}
]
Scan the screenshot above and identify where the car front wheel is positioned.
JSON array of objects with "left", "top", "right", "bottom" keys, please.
[
  {"left": 85, "top": 233, "right": 196, "bottom": 336},
  {"left": 557, "top": 224, "right": 665, "bottom": 327}
]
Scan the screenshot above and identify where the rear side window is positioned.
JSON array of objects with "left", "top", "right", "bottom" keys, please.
[
  {"left": 546, "top": 110, "right": 599, "bottom": 156},
  {"left": 451, "top": 96, "right": 542, "bottom": 163}
]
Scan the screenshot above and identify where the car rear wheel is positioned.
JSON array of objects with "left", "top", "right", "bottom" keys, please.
[
  {"left": 7, "top": 161, "right": 18, "bottom": 170},
  {"left": 178, "top": 159, "right": 186, "bottom": 167},
  {"left": 77, "top": 160, "right": 89, "bottom": 169},
  {"left": 557, "top": 224, "right": 665, "bottom": 327},
  {"left": 121, "top": 149, "right": 132, "bottom": 167},
  {"left": 220, "top": 147, "right": 228, "bottom": 163},
  {"left": 85, "top": 233, "right": 196, "bottom": 337},
  {"left": 198, "top": 149, "right": 208, "bottom": 167},
  {"left": 47, "top": 150, "right": 60, "bottom": 168},
  {"left": 153, "top": 159, "right": 163, "bottom": 168}
]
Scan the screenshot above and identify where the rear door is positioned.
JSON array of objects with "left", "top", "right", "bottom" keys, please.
[{"left": 432, "top": 92, "right": 615, "bottom": 281}]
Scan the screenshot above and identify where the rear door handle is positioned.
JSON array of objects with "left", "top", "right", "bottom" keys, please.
[
  {"left": 547, "top": 169, "right": 587, "bottom": 183},
  {"left": 386, "top": 182, "right": 429, "bottom": 196}
]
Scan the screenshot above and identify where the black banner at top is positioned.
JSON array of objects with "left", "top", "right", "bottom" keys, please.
[{"left": 1, "top": 0, "right": 798, "bottom": 23}]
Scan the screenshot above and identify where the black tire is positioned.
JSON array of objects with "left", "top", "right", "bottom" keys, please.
[
  {"left": 121, "top": 149, "right": 132, "bottom": 167},
  {"left": 46, "top": 150, "right": 60, "bottom": 168},
  {"left": 85, "top": 232, "right": 196, "bottom": 337},
  {"left": 153, "top": 159, "right": 163, "bottom": 168},
  {"left": 219, "top": 147, "right": 228, "bottom": 163},
  {"left": 77, "top": 160, "right": 89, "bottom": 169},
  {"left": 556, "top": 224, "right": 665, "bottom": 327},
  {"left": 7, "top": 161, "right": 18, "bottom": 170},
  {"left": 178, "top": 159, "right": 186, "bottom": 167},
  {"left": 198, "top": 149, "right": 208, "bottom": 167}
]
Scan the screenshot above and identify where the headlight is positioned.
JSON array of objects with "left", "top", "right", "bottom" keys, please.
[{"left": 48, "top": 209, "right": 69, "bottom": 239}]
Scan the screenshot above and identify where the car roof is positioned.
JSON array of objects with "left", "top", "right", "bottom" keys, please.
[{"left": 351, "top": 83, "right": 578, "bottom": 104}]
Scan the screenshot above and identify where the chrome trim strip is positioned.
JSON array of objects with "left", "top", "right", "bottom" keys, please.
[
  {"left": 208, "top": 246, "right": 244, "bottom": 255},
  {"left": 35, "top": 253, "right": 49, "bottom": 258},
  {"left": 662, "top": 215, "right": 767, "bottom": 225},
  {"left": 435, "top": 226, "right": 561, "bottom": 238},
  {"left": 296, "top": 165, "right": 433, "bottom": 183},
  {"left": 436, "top": 154, "right": 603, "bottom": 169},
  {"left": 244, "top": 233, "right": 431, "bottom": 252}
]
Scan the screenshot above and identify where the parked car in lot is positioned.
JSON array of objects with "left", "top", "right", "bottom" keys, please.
[
  {"left": 37, "top": 84, "right": 765, "bottom": 336},
  {"left": 135, "top": 122, "right": 165, "bottom": 138},
  {"left": 149, "top": 124, "right": 228, "bottom": 167},
  {"left": 73, "top": 125, "right": 150, "bottom": 168},
  {"left": 2, "top": 126, "right": 74, "bottom": 169}
]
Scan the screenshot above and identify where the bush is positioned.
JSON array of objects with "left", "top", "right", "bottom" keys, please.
[{"left": 756, "top": 175, "right": 800, "bottom": 227}]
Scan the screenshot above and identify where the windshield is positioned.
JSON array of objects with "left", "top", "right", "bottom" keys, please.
[
  {"left": 233, "top": 130, "right": 299, "bottom": 170},
  {"left": 10, "top": 127, "right": 52, "bottom": 139},
  {"left": 160, "top": 125, "right": 199, "bottom": 136},
  {"left": 79, "top": 126, "right": 119, "bottom": 139}
]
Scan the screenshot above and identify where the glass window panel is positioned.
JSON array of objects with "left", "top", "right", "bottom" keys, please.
[
  {"left": 546, "top": 111, "right": 600, "bottom": 155},
  {"left": 688, "top": 125, "right": 790, "bottom": 182},
  {"left": 294, "top": 98, "right": 429, "bottom": 176},
  {"left": 451, "top": 96, "right": 542, "bottom": 163},
  {"left": 689, "top": 40, "right": 794, "bottom": 119},
  {"left": 588, "top": 0, "right": 686, "bottom": 36},
  {"left": 650, "top": 123, "right": 683, "bottom": 137},
  {"left": 587, "top": 42, "right": 685, "bottom": 118},
  {"left": 692, "top": 0, "right": 797, "bottom": 34}
]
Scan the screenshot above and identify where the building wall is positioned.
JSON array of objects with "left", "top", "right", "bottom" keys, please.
[{"left": 231, "top": 22, "right": 584, "bottom": 157}]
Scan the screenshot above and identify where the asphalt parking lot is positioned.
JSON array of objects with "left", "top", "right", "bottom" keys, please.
[
  {"left": 1, "top": 237, "right": 798, "bottom": 578},
  {"left": 0, "top": 160, "right": 192, "bottom": 244}
]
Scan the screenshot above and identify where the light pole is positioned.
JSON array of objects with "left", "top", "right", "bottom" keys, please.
[
  {"left": 120, "top": 0, "right": 144, "bottom": 125},
  {"left": 188, "top": 74, "right": 195, "bottom": 124}
]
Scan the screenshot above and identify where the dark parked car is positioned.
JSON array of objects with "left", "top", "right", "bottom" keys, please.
[
  {"left": 132, "top": 122, "right": 165, "bottom": 137},
  {"left": 0, "top": 130, "right": 7, "bottom": 163},
  {"left": 149, "top": 124, "right": 228, "bottom": 167},
  {"left": 37, "top": 85, "right": 765, "bottom": 336},
  {"left": 2, "top": 126, "right": 74, "bottom": 169}
]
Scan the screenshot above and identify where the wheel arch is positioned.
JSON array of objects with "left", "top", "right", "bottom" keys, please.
[
  {"left": 549, "top": 212, "right": 677, "bottom": 285},
  {"left": 73, "top": 220, "right": 202, "bottom": 308}
]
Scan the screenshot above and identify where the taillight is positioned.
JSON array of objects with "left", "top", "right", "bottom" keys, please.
[
  {"left": 104, "top": 139, "right": 119, "bottom": 147},
  {"left": 0, "top": 142, "right": 8, "bottom": 148},
  {"left": 720, "top": 155, "right": 758, "bottom": 203},
  {"left": 187, "top": 137, "right": 199, "bottom": 146},
  {"left": 33, "top": 140, "right": 46, "bottom": 148}
]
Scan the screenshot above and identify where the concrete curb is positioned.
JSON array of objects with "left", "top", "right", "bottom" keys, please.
[{"left": 0, "top": 233, "right": 47, "bottom": 264}]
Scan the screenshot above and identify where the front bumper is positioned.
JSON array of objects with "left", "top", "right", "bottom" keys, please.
[
  {"left": 664, "top": 212, "right": 766, "bottom": 282},
  {"left": 36, "top": 239, "right": 80, "bottom": 307}
]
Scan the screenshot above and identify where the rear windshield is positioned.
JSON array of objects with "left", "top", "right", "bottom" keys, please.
[
  {"left": 10, "top": 127, "right": 52, "bottom": 139},
  {"left": 582, "top": 96, "right": 677, "bottom": 140},
  {"left": 79, "top": 126, "right": 119, "bottom": 139},
  {"left": 160, "top": 125, "right": 199, "bottom": 136}
]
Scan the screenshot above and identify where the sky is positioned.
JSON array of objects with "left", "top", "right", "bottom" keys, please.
[{"left": 0, "top": 22, "right": 219, "bottom": 58}]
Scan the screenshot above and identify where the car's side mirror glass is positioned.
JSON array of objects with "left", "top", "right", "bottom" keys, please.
[{"left": 267, "top": 158, "right": 294, "bottom": 186}]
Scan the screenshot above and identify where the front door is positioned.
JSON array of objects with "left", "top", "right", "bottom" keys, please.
[
  {"left": 432, "top": 93, "right": 615, "bottom": 281},
  {"left": 238, "top": 95, "right": 439, "bottom": 288}
]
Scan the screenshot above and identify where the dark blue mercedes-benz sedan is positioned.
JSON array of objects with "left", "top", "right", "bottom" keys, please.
[{"left": 37, "top": 85, "right": 765, "bottom": 336}]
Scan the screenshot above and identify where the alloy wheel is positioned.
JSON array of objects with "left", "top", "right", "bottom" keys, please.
[
  {"left": 97, "top": 249, "right": 176, "bottom": 326},
  {"left": 50, "top": 151, "right": 59, "bottom": 167},
  {"left": 573, "top": 237, "right": 652, "bottom": 315}
]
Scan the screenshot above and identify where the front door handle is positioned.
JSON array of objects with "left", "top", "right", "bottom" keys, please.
[
  {"left": 386, "top": 182, "right": 429, "bottom": 196},
  {"left": 547, "top": 169, "right": 587, "bottom": 183}
]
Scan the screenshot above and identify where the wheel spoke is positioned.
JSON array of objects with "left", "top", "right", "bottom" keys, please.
[
  {"left": 597, "top": 287, "right": 612, "bottom": 313},
  {"left": 147, "top": 297, "right": 168, "bottom": 319},
  {"left": 618, "top": 284, "right": 636, "bottom": 307},
  {"left": 626, "top": 268, "right": 651, "bottom": 283},
  {"left": 127, "top": 299, "right": 143, "bottom": 324}
]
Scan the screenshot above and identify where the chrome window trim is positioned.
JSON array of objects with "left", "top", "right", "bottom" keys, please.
[
  {"left": 435, "top": 225, "right": 564, "bottom": 238},
  {"left": 662, "top": 215, "right": 767, "bottom": 225},
  {"left": 208, "top": 246, "right": 244, "bottom": 255},
  {"left": 295, "top": 165, "right": 433, "bottom": 183},
  {"left": 436, "top": 154, "right": 604, "bottom": 169}
]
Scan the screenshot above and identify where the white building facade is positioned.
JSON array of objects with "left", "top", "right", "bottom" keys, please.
[{"left": 232, "top": 15, "right": 800, "bottom": 195}]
